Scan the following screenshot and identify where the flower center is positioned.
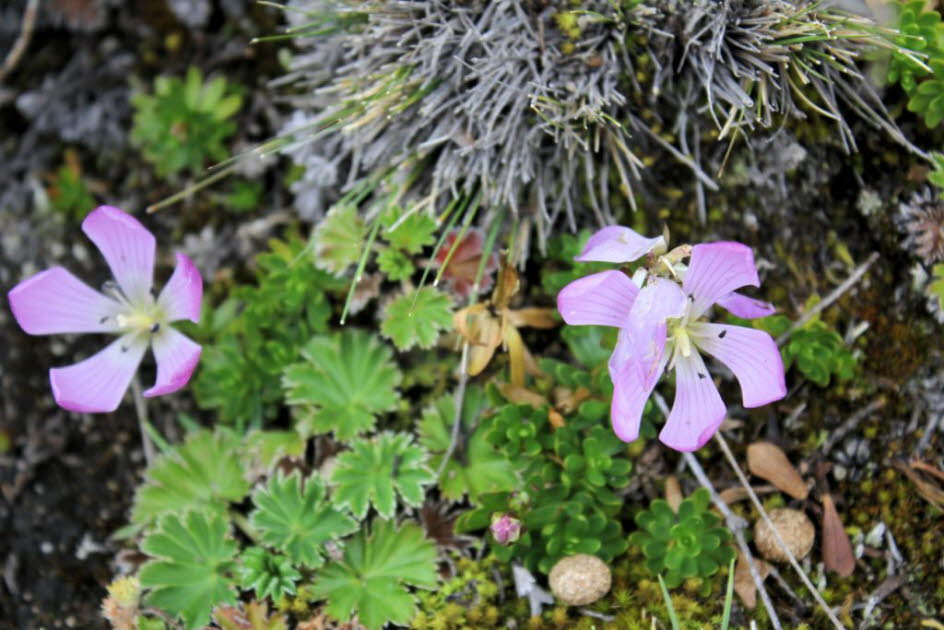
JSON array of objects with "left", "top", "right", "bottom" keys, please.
[{"left": 115, "top": 303, "right": 166, "bottom": 336}]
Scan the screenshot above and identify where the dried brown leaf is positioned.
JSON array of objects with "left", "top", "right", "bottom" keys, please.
[
  {"left": 492, "top": 262, "right": 520, "bottom": 308},
  {"left": 505, "top": 307, "right": 559, "bottom": 329},
  {"left": 664, "top": 476, "right": 683, "bottom": 513},
  {"left": 747, "top": 441, "right": 808, "bottom": 500},
  {"left": 895, "top": 459, "right": 944, "bottom": 510},
  {"left": 717, "top": 484, "right": 778, "bottom": 505},
  {"left": 548, "top": 408, "right": 566, "bottom": 429},
  {"left": 497, "top": 383, "right": 546, "bottom": 407},
  {"left": 504, "top": 323, "right": 527, "bottom": 387},
  {"left": 552, "top": 386, "right": 591, "bottom": 414},
  {"left": 734, "top": 550, "right": 771, "bottom": 610},
  {"left": 821, "top": 493, "right": 855, "bottom": 577}
]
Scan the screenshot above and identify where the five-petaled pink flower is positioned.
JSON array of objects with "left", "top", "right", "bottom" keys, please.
[
  {"left": 8, "top": 206, "right": 203, "bottom": 413},
  {"left": 557, "top": 226, "right": 786, "bottom": 452}
]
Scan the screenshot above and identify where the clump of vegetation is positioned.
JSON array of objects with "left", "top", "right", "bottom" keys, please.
[
  {"left": 888, "top": 0, "right": 944, "bottom": 127},
  {"left": 628, "top": 488, "right": 735, "bottom": 592},
  {"left": 10, "top": 1, "right": 944, "bottom": 629},
  {"left": 45, "top": 149, "right": 96, "bottom": 219},
  {"left": 131, "top": 67, "right": 243, "bottom": 177}
]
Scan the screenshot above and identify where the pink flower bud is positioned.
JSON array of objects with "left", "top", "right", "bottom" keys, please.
[{"left": 490, "top": 513, "right": 521, "bottom": 545}]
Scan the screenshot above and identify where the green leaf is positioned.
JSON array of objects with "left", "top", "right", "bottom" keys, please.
[
  {"left": 130, "top": 67, "right": 242, "bottom": 177},
  {"left": 312, "top": 204, "right": 368, "bottom": 276},
  {"left": 242, "top": 430, "right": 306, "bottom": 476},
  {"left": 377, "top": 248, "right": 416, "bottom": 282},
  {"left": 283, "top": 329, "right": 401, "bottom": 441},
  {"left": 312, "top": 520, "right": 438, "bottom": 630},
  {"left": 561, "top": 325, "right": 616, "bottom": 368},
  {"left": 193, "top": 233, "right": 336, "bottom": 427},
  {"left": 331, "top": 433, "right": 435, "bottom": 519},
  {"left": 132, "top": 430, "right": 250, "bottom": 527},
  {"left": 140, "top": 511, "right": 238, "bottom": 630},
  {"left": 381, "top": 287, "right": 453, "bottom": 350},
  {"left": 250, "top": 472, "right": 358, "bottom": 567},
  {"left": 136, "top": 618, "right": 167, "bottom": 630},
  {"left": 418, "top": 387, "right": 518, "bottom": 501},
  {"left": 380, "top": 205, "right": 437, "bottom": 254},
  {"left": 237, "top": 547, "right": 300, "bottom": 600}
]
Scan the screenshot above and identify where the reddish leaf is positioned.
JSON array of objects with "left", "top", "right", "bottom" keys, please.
[{"left": 821, "top": 493, "right": 855, "bottom": 577}]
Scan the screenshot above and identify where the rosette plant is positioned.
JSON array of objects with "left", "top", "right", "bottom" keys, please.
[{"left": 8, "top": 206, "right": 202, "bottom": 412}]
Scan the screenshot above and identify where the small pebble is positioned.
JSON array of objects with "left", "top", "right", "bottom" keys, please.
[
  {"left": 548, "top": 554, "right": 611, "bottom": 606},
  {"left": 754, "top": 508, "right": 815, "bottom": 563}
]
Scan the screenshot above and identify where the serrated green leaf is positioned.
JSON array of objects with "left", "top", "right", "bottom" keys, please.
[
  {"left": 380, "top": 287, "right": 453, "bottom": 350},
  {"left": 331, "top": 433, "right": 435, "bottom": 519},
  {"left": 250, "top": 472, "right": 358, "bottom": 567},
  {"left": 242, "top": 430, "right": 305, "bottom": 477},
  {"left": 237, "top": 547, "right": 300, "bottom": 601},
  {"left": 140, "top": 511, "right": 238, "bottom": 630},
  {"left": 312, "top": 204, "right": 368, "bottom": 276},
  {"left": 132, "top": 430, "right": 250, "bottom": 527},
  {"left": 312, "top": 520, "right": 438, "bottom": 630},
  {"left": 377, "top": 247, "right": 416, "bottom": 282},
  {"left": 418, "top": 388, "right": 518, "bottom": 501},
  {"left": 283, "top": 329, "right": 401, "bottom": 441},
  {"left": 381, "top": 206, "right": 437, "bottom": 254}
]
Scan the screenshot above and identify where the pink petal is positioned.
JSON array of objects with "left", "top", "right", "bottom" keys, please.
[
  {"left": 575, "top": 226, "right": 664, "bottom": 263},
  {"left": 689, "top": 323, "right": 787, "bottom": 408},
  {"left": 8, "top": 267, "right": 123, "bottom": 335},
  {"left": 609, "top": 331, "right": 668, "bottom": 442},
  {"left": 682, "top": 242, "right": 760, "bottom": 319},
  {"left": 659, "top": 350, "right": 726, "bottom": 452},
  {"left": 557, "top": 270, "right": 638, "bottom": 328},
  {"left": 627, "top": 277, "right": 686, "bottom": 336},
  {"left": 716, "top": 292, "right": 776, "bottom": 319},
  {"left": 82, "top": 206, "right": 156, "bottom": 302},
  {"left": 143, "top": 328, "right": 201, "bottom": 397},
  {"left": 50, "top": 335, "right": 147, "bottom": 413},
  {"left": 157, "top": 253, "right": 203, "bottom": 323}
]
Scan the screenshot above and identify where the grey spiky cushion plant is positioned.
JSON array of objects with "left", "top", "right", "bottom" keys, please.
[
  {"left": 277, "top": 0, "right": 920, "bottom": 244},
  {"left": 280, "top": 0, "right": 642, "bottom": 242},
  {"left": 648, "top": 0, "right": 916, "bottom": 153}
]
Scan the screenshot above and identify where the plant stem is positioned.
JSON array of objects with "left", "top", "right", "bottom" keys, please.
[
  {"left": 776, "top": 252, "right": 878, "bottom": 346},
  {"left": 437, "top": 340, "right": 470, "bottom": 478},
  {"left": 130, "top": 375, "right": 157, "bottom": 466},
  {"left": 653, "top": 393, "right": 784, "bottom": 630},
  {"left": 714, "top": 432, "right": 847, "bottom": 630}
]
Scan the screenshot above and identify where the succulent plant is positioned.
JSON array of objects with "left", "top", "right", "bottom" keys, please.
[{"left": 628, "top": 488, "right": 735, "bottom": 589}]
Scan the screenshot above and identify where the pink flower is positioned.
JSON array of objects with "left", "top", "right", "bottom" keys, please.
[
  {"left": 490, "top": 513, "right": 521, "bottom": 544},
  {"left": 557, "top": 226, "right": 786, "bottom": 452},
  {"left": 8, "top": 206, "right": 203, "bottom": 413}
]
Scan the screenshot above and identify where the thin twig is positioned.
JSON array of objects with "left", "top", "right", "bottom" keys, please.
[
  {"left": 437, "top": 341, "right": 470, "bottom": 477},
  {"left": 777, "top": 253, "right": 879, "bottom": 346},
  {"left": 916, "top": 408, "right": 942, "bottom": 455},
  {"left": 683, "top": 450, "right": 784, "bottom": 630},
  {"left": 820, "top": 396, "right": 886, "bottom": 455},
  {"left": 715, "top": 432, "right": 847, "bottom": 630},
  {"left": 0, "top": 0, "right": 39, "bottom": 85},
  {"left": 130, "top": 375, "right": 156, "bottom": 466},
  {"left": 653, "top": 393, "right": 783, "bottom": 629}
]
